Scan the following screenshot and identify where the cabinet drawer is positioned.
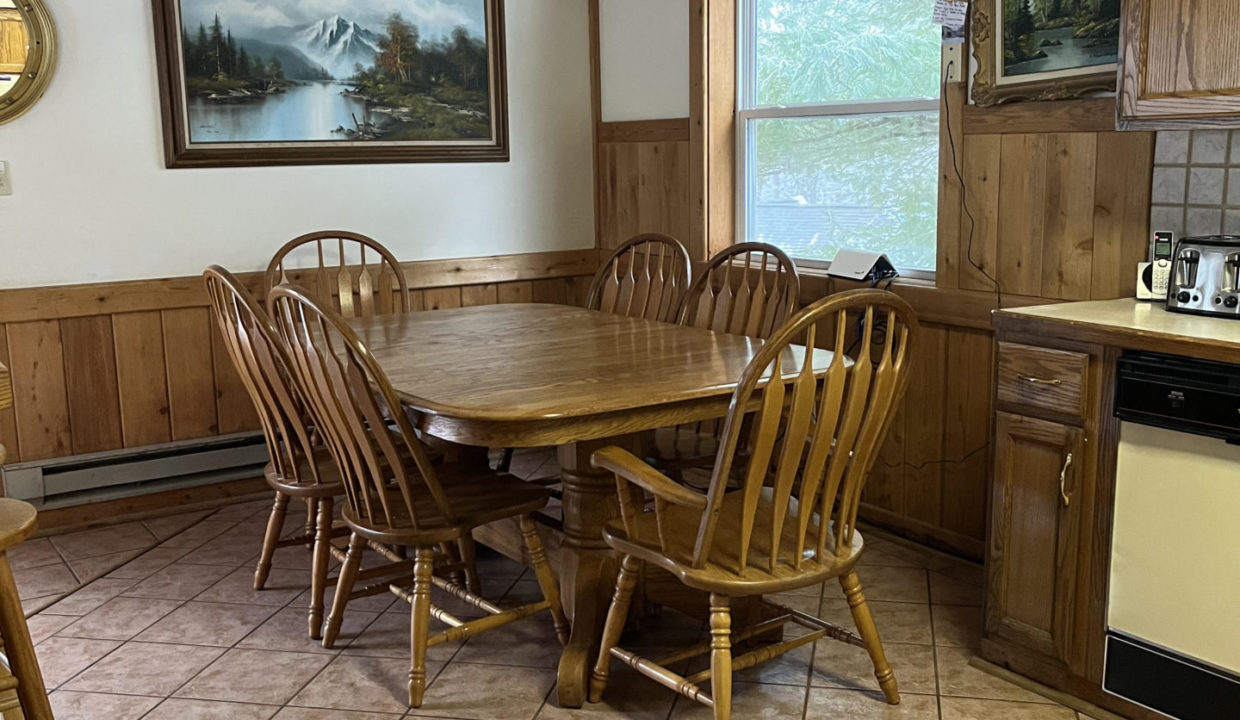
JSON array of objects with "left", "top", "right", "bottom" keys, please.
[{"left": 997, "top": 342, "right": 1088, "bottom": 419}]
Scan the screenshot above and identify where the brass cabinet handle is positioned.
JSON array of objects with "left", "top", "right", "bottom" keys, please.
[
  {"left": 1020, "top": 375, "right": 1063, "bottom": 386},
  {"left": 1059, "top": 452, "right": 1074, "bottom": 507}
]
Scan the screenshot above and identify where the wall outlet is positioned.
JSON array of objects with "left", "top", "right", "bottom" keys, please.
[{"left": 0, "top": 161, "right": 10, "bottom": 196}]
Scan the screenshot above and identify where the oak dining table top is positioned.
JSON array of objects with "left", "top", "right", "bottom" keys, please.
[{"left": 346, "top": 303, "right": 831, "bottom": 447}]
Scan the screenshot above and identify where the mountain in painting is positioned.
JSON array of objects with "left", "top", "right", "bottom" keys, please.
[{"left": 291, "top": 16, "right": 381, "bottom": 79}]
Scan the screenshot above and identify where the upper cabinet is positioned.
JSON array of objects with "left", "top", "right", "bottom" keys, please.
[{"left": 1119, "top": 0, "right": 1240, "bottom": 125}]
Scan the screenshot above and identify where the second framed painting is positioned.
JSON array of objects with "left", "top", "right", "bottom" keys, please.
[
  {"left": 151, "top": 0, "right": 508, "bottom": 167},
  {"left": 972, "top": 0, "right": 1120, "bottom": 106}
]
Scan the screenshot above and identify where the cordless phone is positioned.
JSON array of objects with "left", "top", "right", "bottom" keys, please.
[{"left": 1137, "top": 231, "right": 1174, "bottom": 301}]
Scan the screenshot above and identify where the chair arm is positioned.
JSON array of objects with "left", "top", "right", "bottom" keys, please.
[{"left": 591, "top": 446, "right": 707, "bottom": 510}]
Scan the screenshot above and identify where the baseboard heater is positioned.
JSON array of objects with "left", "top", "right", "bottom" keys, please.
[
  {"left": 1104, "top": 632, "right": 1240, "bottom": 720},
  {"left": 1, "top": 432, "right": 270, "bottom": 510}
]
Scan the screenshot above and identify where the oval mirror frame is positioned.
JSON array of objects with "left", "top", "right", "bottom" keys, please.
[{"left": 0, "top": 0, "right": 56, "bottom": 125}]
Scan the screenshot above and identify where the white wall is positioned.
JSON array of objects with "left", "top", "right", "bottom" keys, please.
[
  {"left": 0, "top": 0, "right": 595, "bottom": 289},
  {"left": 598, "top": 0, "right": 689, "bottom": 122}
]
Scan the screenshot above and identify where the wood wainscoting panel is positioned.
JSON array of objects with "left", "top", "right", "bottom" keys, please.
[
  {"left": 59, "top": 316, "right": 123, "bottom": 455},
  {"left": 0, "top": 327, "right": 16, "bottom": 460},
  {"left": 597, "top": 134, "right": 692, "bottom": 251},
  {"left": 5, "top": 321, "right": 71, "bottom": 461},
  {"left": 0, "top": 250, "right": 599, "bottom": 466}
]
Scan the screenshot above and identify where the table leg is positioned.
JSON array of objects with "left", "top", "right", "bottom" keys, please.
[{"left": 555, "top": 436, "right": 635, "bottom": 708}]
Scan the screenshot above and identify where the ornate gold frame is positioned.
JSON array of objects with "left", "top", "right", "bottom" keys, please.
[
  {"left": 970, "top": 0, "right": 1116, "bottom": 107},
  {"left": 0, "top": 0, "right": 57, "bottom": 125}
]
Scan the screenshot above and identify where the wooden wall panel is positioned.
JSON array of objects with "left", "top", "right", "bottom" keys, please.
[
  {"left": 163, "top": 308, "right": 218, "bottom": 440},
  {"left": 0, "top": 251, "right": 597, "bottom": 466},
  {"left": 1041, "top": 133, "right": 1097, "bottom": 300},
  {"left": 59, "top": 316, "right": 123, "bottom": 454},
  {"left": 113, "top": 312, "right": 171, "bottom": 448},
  {"left": 596, "top": 122, "right": 692, "bottom": 252},
  {"left": 5, "top": 321, "right": 70, "bottom": 461}
]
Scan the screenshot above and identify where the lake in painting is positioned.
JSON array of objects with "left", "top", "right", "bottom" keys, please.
[
  {"left": 178, "top": 0, "right": 492, "bottom": 143},
  {"left": 1002, "top": 0, "right": 1119, "bottom": 78}
]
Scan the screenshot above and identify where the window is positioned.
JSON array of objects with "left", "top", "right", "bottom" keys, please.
[{"left": 738, "top": 0, "right": 942, "bottom": 272}]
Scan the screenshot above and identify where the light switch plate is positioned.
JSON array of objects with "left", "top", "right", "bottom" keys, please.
[{"left": 0, "top": 161, "right": 11, "bottom": 196}]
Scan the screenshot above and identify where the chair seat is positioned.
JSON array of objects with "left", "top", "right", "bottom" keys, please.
[
  {"left": 602, "top": 488, "right": 864, "bottom": 596},
  {"left": 344, "top": 465, "right": 552, "bottom": 545},
  {"left": 265, "top": 451, "right": 346, "bottom": 497}
]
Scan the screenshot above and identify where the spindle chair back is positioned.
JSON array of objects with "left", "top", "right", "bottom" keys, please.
[
  {"left": 677, "top": 242, "right": 800, "bottom": 340},
  {"left": 265, "top": 231, "right": 409, "bottom": 318},
  {"left": 586, "top": 233, "right": 691, "bottom": 323}
]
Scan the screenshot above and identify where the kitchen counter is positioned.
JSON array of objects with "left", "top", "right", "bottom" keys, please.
[{"left": 994, "top": 298, "right": 1240, "bottom": 363}]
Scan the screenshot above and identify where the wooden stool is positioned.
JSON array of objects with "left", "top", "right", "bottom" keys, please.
[{"left": 0, "top": 498, "right": 53, "bottom": 720}]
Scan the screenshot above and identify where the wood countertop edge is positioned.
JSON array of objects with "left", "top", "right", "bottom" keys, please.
[{"left": 993, "top": 308, "right": 1240, "bottom": 364}]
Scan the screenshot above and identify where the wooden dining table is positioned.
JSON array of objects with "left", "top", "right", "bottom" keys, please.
[{"left": 348, "top": 302, "right": 830, "bottom": 707}]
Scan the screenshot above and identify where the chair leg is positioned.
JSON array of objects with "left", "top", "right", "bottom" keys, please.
[
  {"left": 0, "top": 555, "right": 52, "bottom": 720},
  {"left": 409, "top": 546, "right": 435, "bottom": 708},
  {"left": 519, "top": 516, "right": 568, "bottom": 645},
  {"left": 457, "top": 533, "right": 482, "bottom": 595},
  {"left": 840, "top": 571, "right": 899, "bottom": 705},
  {"left": 307, "top": 496, "right": 335, "bottom": 639},
  {"left": 587, "top": 553, "right": 641, "bottom": 703},
  {"left": 709, "top": 593, "right": 732, "bottom": 720},
  {"left": 304, "top": 498, "right": 317, "bottom": 548},
  {"left": 322, "top": 532, "right": 364, "bottom": 648},
  {"left": 497, "top": 447, "right": 515, "bottom": 473},
  {"left": 254, "top": 491, "right": 289, "bottom": 591},
  {"left": 438, "top": 541, "right": 465, "bottom": 587}
]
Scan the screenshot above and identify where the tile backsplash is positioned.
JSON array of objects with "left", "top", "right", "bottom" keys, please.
[{"left": 1151, "top": 130, "right": 1240, "bottom": 239}]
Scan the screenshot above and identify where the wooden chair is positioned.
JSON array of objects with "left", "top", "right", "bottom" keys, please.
[
  {"left": 204, "top": 266, "right": 349, "bottom": 639},
  {"left": 268, "top": 283, "right": 570, "bottom": 708},
  {"left": 588, "top": 289, "right": 918, "bottom": 720},
  {"left": 651, "top": 243, "right": 801, "bottom": 478},
  {"left": 585, "top": 233, "right": 692, "bottom": 323},
  {"left": 264, "top": 231, "right": 410, "bottom": 318}
]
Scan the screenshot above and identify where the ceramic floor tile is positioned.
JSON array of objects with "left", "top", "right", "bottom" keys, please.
[
  {"left": 940, "top": 696, "right": 1078, "bottom": 719},
  {"left": 135, "top": 601, "right": 277, "bottom": 646},
  {"left": 454, "top": 615, "right": 565, "bottom": 668},
  {"left": 33, "top": 636, "right": 122, "bottom": 688},
  {"left": 669, "top": 680, "right": 806, "bottom": 719},
  {"left": 806, "top": 688, "right": 940, "bottom": 718},
  {"left": 267, "top": 545, "right": 328, "bottom": 572},
  {"left": 21, "top": 594, "right": 61, "bottom": 615},
  {"left": 144, "top": 697, "right": 279, "bottom": 719},
  {"left": 930, "top": 571, "right": 982, "bottom": 607},
  {"left": 933, "top": 604, "right": 982, "bottom": 648},
  {"left": 50, "top": 522, "right": 157, "bottom": 560},
  {"left": 293, "top": 586, "right": 395, "bottom": 614},
  {"left": 8, "top": 538, "right": 65, "bottom": 570},
  {"left": 179, "top": 534, "right": 267, "bottom": 566},
  {"left": 160, "top": 520, "right": 240, "bottom": 549},
  {"left": 141, "top": 510, "right": 213, "bottom": 542},
  {"left": 936, "top": 560, "right": 983, "bottom": 588},
  {"left": 818, "top": 598, "right": 934, "bottom": 645},
  {"left": 63, "top": 641, "right": 223, "bottom": 696},
  {"left": 58, "top": 596, "right": 182, "bottom": 641},
  {"left": 406, "top": 662, "right": 553, "bottom": 720},
  {"left": 212, "top": 499, "right": 279, "bottom": 522},
  {"left": 855, "top": 565, "right": 931, "bottom": 604},
  {"left": 936, "top": 646, "right": 1052, "bottom": 704},
  {"left": 104, "top": 546, "right": 192, "bottom": 580},
  {"left": 811, "top": 640, "right": 937, "bottom": 695},
  {"left": 66, "top": 548, "right": 145, "bottom": 583},
  {"left": 41, "top": 577, "right": 137, "bottom": 616},
  {"left": 122, "top": 561, "right": 234, "bottom": 600},
  {"left": 271, "top": 708, "right": 404, "bottom": 719},
  {"left": 537, "top": 668, "right": 678, "bottom": 719},
  {"left": 14, "top": 561, "right": 78, "bottom": 600},
  {"left": 197, "top": 566, "right": 308, "bottom": 606},
  {"left": 27, "top": 613, "right": 75, "bottom": 644},
  {"left": 292, "top": 654, "right": 445, "bottom": 715},
  {"left": 239, "top": 606, "right": 378, "bottom": 654},
  {"left": 175, "top": 648, "right": 332, "bottom": 705},
  {"left": 48, "top": 690, "right": 162, "bottom": 720}
]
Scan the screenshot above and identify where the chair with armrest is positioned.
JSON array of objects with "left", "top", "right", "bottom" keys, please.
[{"left": 588, "top": 289, "right": 918, "bottom": 720}]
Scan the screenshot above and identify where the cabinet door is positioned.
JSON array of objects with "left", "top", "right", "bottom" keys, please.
[
  {"left": 1119, "top": 0, "right": 1240, "bottom": 122},
  {"left": 986, "top": 413, "right": 1085, "bottom": 666}
]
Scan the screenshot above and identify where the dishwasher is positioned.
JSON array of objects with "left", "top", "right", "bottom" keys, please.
[{"left": 1107, "top": 351, "right": 1240, "bottom": 719}]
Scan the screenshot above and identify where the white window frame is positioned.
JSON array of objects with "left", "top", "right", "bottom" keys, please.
[{"left": 735, "top": 0, "right": 941, "bottom": 279}]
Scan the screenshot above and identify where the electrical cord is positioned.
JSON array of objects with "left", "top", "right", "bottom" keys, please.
[{"left": 943, "top": 59, "right": 1003, "bottom": 310}]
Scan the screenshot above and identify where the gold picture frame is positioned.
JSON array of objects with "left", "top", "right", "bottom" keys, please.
[
  {"left": 971, "top": 0, "right": 1119, "bottom": 107},
  {"left": 0, "top": 0, "right": 57, "bottom": 126}
]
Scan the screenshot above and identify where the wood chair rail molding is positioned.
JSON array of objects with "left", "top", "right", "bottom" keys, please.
[{"left": 0, "top": 249, "right": 600, "bottom": 324}]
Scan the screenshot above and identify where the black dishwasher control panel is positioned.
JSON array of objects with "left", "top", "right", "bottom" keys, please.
[{"left": 1115, "top": 351, "right": 1240, "bottom": 443}]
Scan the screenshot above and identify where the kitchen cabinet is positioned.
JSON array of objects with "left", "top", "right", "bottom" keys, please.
[
  {"left": 1118, "top": 0, "right": 1240, "bottom": 125},
  {"left": 987, "top": 412, "right": 1086, "bottom": 670}
]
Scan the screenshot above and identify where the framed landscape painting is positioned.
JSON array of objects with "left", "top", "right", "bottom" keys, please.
[
  {"left": 972, "top": 0, "right": 1119, "bottom": 106},
  {"left": 152, "top": 0, "right": 507, "bottom": 167}
]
